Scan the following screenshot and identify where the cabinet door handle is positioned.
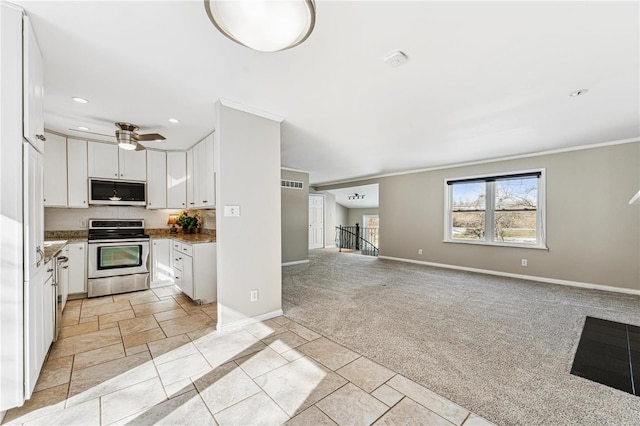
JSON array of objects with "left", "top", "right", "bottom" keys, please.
[
  {"left": 189, "top": 202, "right": 195, "bottom": 205},
  {"left": 83, "top": 200, "right": 86, "bottom": 204},
  {"left": 115, "top": 173, "right": 118, "bottom": 176},
  {"left": 36, "top": 247, "right": 44, "bottom": 267},
  {"left": 47, "top": 268, "right": 53, "bottom": 273},
  {"left": 175, "top": 276, "right": 180, "bottom": 279},
  {"left": 62, "top": 266, "right": 68, "bottom": 269},
  {"left": 202, "top": 200, "right": 208, "bottom": 203},
  {"left": 36, "top": 134, "right": 46, "bottom": 141}
]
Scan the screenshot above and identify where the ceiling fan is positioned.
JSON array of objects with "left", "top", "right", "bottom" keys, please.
[
  {"left": 114, "top": 122, "right": 165, "bottom": 151},
  {"left": 69, "top": 122, "right": 165, "bottom": 151}
]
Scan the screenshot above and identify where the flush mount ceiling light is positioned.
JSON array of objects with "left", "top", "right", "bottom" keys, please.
[
  {"left": 384, "top": 51, "right": 408, "bottom": 67},
  {"left": 72, "top": 97, "right": 89, "bottom": 104},
  {"left": 348, "top": 193, "right": 365, "bottom": 201},
  {"left": 570, "top": 89, "right": 589, "bottom": 97},
  {"left": 77, "top": 126, "right": 89, "bottom": 131},
  {"left": 168, "top": 118, "right": 180, "bottom": 124},
  {"left": 204, "top": 0, "right": 316, "bottom": 52}
]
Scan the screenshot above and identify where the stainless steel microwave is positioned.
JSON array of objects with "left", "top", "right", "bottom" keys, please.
[{"left": 89, "top": 179, "right": 146, "bottom": 206}]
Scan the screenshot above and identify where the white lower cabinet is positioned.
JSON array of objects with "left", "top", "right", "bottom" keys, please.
[
  {"left": 67, "top": 242, "right": 87, "bottom": 294},
  {"left": 151, "top": 239, "right": 172, "bottom": 286},
  {"left": 171, "top": 240, "right": 216, "bottom": 303},
  {"left": 25, "top": 262, "right": 54, "bottom": 398}
]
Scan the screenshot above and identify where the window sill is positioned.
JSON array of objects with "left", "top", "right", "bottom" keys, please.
[{"left": 443, "top": 239, "right": 548, "bottom": 250}]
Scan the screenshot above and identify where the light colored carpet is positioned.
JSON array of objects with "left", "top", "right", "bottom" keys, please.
[{"left": 282, "top": 249, "right": 640, "bottom": 426}]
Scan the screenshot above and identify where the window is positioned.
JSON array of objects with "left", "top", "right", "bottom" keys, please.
[{"left": 445, "top": 170, "right": 546, "bottom": 248}]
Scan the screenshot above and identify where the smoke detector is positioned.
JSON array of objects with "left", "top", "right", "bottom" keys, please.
[{"left": 384, "top": 51, "right": 408, "bottom": 67}]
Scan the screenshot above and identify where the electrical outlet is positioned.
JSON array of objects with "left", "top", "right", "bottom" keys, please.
[
  {"left": 250, "top": 289, "right": 258, "bottom": 302},
  {"left": 80, "top": 219, "right": 87, "bottom": 228},
  {"left": 521, "top": 259, "right": 528, "bottom": 267},
  {"left": 418, "top": 249, "right": 423, "bottom": 255}
]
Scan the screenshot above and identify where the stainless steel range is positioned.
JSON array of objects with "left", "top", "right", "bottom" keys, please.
[{"left": 87, "top": 219, "right": 150, "bottom": 298}]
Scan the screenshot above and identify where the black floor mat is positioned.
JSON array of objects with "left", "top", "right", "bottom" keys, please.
[{"left": 571, "top": 316, "right": 639, "bottom": 396}]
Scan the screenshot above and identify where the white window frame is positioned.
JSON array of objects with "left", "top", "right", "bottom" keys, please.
[{"left": 444, "top": 168, "right": 547, "bottom": 250}]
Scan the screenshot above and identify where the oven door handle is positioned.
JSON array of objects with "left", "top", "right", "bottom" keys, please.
[{"left": 88, "top": 238, "right": 150, "bottom": 244}]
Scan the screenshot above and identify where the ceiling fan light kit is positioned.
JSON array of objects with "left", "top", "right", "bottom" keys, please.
[{"left": 204, "top": 0, "right": 316, "bottom": 52}]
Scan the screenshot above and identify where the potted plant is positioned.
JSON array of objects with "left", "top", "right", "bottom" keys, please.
[{"left": 176, "top": 211, "right": 199, "bottom": 233}]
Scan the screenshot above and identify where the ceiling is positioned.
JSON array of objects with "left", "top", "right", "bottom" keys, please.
[
  {"left": 326, "top": 184, "right": 379, "bottom": 209},
  {"left": 16, "top": 1, "right": 640, "bottom": 185}
]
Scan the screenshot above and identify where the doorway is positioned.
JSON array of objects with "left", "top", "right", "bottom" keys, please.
[{"left": 308, "top": 194, "right": 324, "bottom": 249}]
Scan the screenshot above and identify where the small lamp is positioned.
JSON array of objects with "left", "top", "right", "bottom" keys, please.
[{"left": 167, "top": 214, "right": 179, "bottom": 233}]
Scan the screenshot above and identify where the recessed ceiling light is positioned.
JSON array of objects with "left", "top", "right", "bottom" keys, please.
[
  {"left": 570, "top": 89, "right": 588, "bottom": 97},
  {"left": 72, "top": 97, "right": 89, "bottom": 104},
  {"left": 168, "top": 118, "right": 180, "bottom": 124},
  {"left": 77, "top": 126, "right": 89, "bottom": 131}
]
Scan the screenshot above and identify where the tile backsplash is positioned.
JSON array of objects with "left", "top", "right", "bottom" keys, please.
[{"left": 45, "top": 206, "right": 216, "bottom": 231}]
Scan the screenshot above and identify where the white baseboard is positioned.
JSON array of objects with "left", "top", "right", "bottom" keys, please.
[
  {"left": 282, "top": 260, "right": 310, "bottom": 267},
  {"left": 216, "top": 309, "right": 284, "bottom": 332},
  {"left": 325, "top": 245, "right": 337, "bottom": 249},
  {"left": 378, "top": 255, "right": 640, "bottom": 296}
]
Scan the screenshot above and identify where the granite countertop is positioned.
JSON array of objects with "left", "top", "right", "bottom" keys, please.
[
  {"left": 43, "top": 240, "right": 68, "bottom": 264},
  {"left": 147, "top": 230, "right": 216, "bottom": 244},
  {"left": 43, "top": 229, "right": 216, "bottom": 251}
]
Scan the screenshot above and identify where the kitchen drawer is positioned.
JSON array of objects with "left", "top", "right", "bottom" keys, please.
[
  {"left": 173, "top": 252, "right": 184, "bottom": 271},
  {"left": 172, "top": 241, "right": 182, "bottom": 252},
  {"left": 180, "top": 243, "right": 193, "bottom": 257}
]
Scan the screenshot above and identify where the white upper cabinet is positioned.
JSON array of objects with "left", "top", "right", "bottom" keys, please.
[
  {"left": 67, "top": 139, "right": 88, "bottom": 208},
  {"left": 167, "top": 151, "right": 187, "bottom": 209},
  {"left": 187, "top": 134, "right": 216, "bottom": 209},
  {"left": 23, "top": 16, "right": 45, "bottom": 152},
  {"left": 186, "top": 147, "right": 195, "bottom": 208},
  {"left": 87, "top": 142, "right": 146, "bottom": 181},
  {"left": 119, "top": 148, "right": 146, "bottom": 181},
  {"left": 201, "top": 134, "right": 216, "bottom": 208},
  {"left": 87, "top": 142, "right": 119, "bottom": 179},
  {"left": 146, "top": 150, "right": 166, "bottom": 209},
  {"left": 43, "top": 132, "right": 67, "bottom": 207}
]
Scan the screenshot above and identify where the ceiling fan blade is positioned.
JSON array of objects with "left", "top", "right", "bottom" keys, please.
[
  {"left": 134, "top": 133, "right": 165, "bottom": 142},
  {"left": 135, "top": 142, "right": 146, "bottom": 151},
  {"left": 68, "top": 128, "right": 115, "bottom": 138}
]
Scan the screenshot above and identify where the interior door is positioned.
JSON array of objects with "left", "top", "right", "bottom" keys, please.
[{"left": 308, "top": 195, "right": 324, "bottom": 249}]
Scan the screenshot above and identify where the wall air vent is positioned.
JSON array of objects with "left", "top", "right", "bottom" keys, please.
[{"left": 281, "top": 180, "right": 304, "bottom": 190}]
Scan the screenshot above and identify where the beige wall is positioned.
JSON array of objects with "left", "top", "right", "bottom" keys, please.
[
  {"left": 336, "top": 203, "right": 348, "bottom": 229},
  {"left": 281, "top": 169, "right": 309, "bottom": 263},
  {"left": 318, "top": 143, "right": 640, "bottom": 291},
  {"left": 215, "top": 103, "right": 282, "bottom": 328},
  {"left": 346, "top": 208, "right": 379, "bottom": 226}
]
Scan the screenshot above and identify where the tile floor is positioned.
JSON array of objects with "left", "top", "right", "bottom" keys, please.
[{"left": 3, "top": 287, "right": 495, "bottom": 426}]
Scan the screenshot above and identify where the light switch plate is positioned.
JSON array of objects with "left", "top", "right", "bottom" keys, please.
[{"left": 224, "top": 205, "right": 240, "bottom": 217}]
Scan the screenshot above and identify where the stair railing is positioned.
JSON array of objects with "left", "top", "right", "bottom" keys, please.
[{"left": 335, "top": 224, "right": 379, "bottom": 256}]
